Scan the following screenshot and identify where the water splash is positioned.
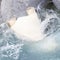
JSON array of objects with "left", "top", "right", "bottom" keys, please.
[
  {"left": 0, "top": 23, "right": 24, "bottom": 60},
  {"left": 37, "top": 6, "right": 60, "bottom": 36}
]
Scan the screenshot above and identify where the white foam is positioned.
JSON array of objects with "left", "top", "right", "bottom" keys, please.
[{"left": 0, "top": 43, "right": 23, "bottom": 60}]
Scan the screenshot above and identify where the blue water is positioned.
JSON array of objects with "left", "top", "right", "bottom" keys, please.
[{"left": 0, "top": 23, "right": 60, "bottom": 60}]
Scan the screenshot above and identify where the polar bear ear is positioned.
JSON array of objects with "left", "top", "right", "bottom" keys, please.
[
  {"left": 7, "top": 17, "right": 16, "bottom": 27},
  {"left": 26, "top": 7, "right": 36, "bottom": 15}
]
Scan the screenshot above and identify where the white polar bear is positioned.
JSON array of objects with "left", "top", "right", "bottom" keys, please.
[{"left": 7, "top": 7, "right": 46, "bottom": 41}]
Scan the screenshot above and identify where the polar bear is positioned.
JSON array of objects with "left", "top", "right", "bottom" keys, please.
[{"left": 7, "top": 7, "right": 45, "bottom": 41}]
